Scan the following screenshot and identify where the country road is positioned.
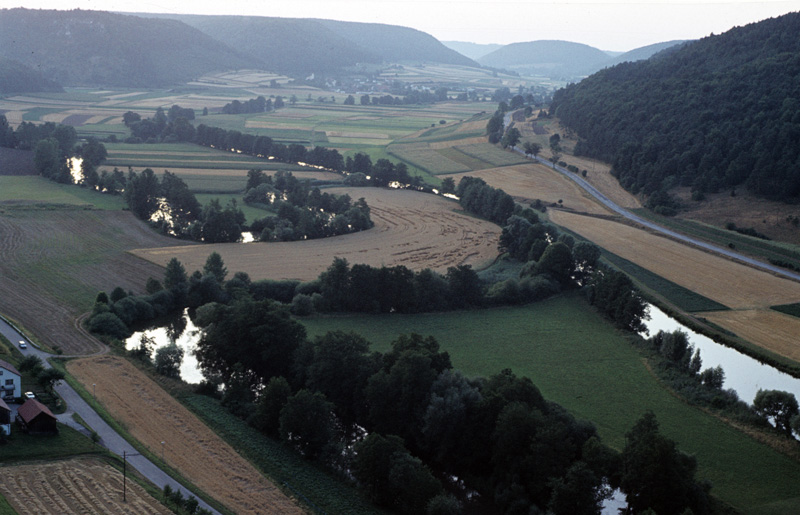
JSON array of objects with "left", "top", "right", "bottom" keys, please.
[
  {"left": 0, "top": 316, "right": 220, "bottom": 515},
  {"left": 503, "top": 111, "right": 800, "bottom": 282}
]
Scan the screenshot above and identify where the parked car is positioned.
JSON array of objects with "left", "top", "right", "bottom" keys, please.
[
  {"left": 18, "top": 341, "right": 27, "bottom": 349},
  {"left": 24, "top": 392, "right": 35, "bottom": 399}
]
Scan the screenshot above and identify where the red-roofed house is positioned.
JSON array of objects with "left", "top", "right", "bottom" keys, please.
[
  {"left": 0, "top": 397, "right": 11, "bottom": 436},
  {"left": 0, "top": 359, "right": 21, "bottom": 400},
  {"left": 16, "top": 399, "right": 58, "bottom": 435}
]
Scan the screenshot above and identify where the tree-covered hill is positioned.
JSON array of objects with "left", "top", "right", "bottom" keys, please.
[
  {"left": 155, "top": 15, "right": 477, "bottom": 75},
  {"left": 478, "top": 40, "right": 612, "bottom": 78},
  {"left": 551, "top": 12, "right": 800, "bottom": 203},
  {"left": 0, "top": 8, "right": 255, "bottom": 87},
  {"left": 0, "top": 58, "right": 63, "bottom": 94},
  {"left": 603, "top": 40, "right": 688, "bottom": 68}
]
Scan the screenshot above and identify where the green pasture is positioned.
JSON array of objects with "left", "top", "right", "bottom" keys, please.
[
  {"left": 387, "top": 144, "right": 470, "bottom": 175},
  {"left": 0, "top": 425, "right": 102, "bottom": 463},
  {"left": 0, "top": 176, "right": 124, "bottom": 210},
  {"left": 456, "top": 143, "right": 529, "bottom": 167},
  {"left": 300, "top": 294, "right": 800, "bottom": 513}
]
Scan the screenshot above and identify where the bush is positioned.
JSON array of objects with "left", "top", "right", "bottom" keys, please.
[
  {"left": 86, "top": 312, "right": 130, "bottom": 340},
  {"left": 290, "top": 294, "right": 315, "bottom": 316}
]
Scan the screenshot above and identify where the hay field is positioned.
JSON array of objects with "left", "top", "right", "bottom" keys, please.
[
  {"left": 131, "top": 188, "right": 500, "bottom": 281},
  {"left": 0, "top": 458, "right": 170, "bottom": 514},
  {"left": 549, "top": 210, "right": 800, "bottom": 360},
  {"left": 68, "top": 356, "right": 303, "bottom": 515},
  {"left": 447, "top": 164, "right": 610, "bottom": 215}
]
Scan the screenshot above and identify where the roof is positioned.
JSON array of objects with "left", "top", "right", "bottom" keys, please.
[
  {"left": 0, "top": 359, "right": 20, "bottom": 377},
  {"left": 17, "top": 399, "right": 56, "bottom": 423},
  {"left": 0, "top": 396, "right": 9, "bottom": 412}
]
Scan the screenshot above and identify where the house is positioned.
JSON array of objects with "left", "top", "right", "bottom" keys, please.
[
  {"left": 0, "top": 397, "right": 10, "bottom": 436},
  {"left": 16, "top": 399, "right": 58, "bottom": 435},
  {"left": 0, "top": 359, "right": 21, "bottom": 400}
]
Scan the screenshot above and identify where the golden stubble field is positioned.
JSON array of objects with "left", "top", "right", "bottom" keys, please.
[
  {"left": 549, "top": 209, "right": 800, "bottom": 361},
  {"left": 67, "top": 356, "right": 303, "bottom": 515},
  {"left": 0, "top": 458, "right": 170, "bottom": 514},
  {"left": 131, "top": 188, "right": 501, "bottom": 281}
]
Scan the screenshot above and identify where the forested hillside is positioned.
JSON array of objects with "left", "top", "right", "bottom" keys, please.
[
  {"left": 551, "top": 13, "right": 800, "bottom": 203},
  {"left": 0, "top": 58, "right": 63, "bottom": 94},
  {"left": 158, "top": 15, "right": 477, "bottom": 75},
  {"left": 0, "top": 9, "right": 254, "bottom": 87},
  {"left": 478, "top": 40, "right": 610, "bottom": 78}
]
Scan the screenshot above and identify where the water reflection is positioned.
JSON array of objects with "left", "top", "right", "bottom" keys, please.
[
  {"left": 643, "top": 304, "right": 800, "bottom": 403},
  {"left": 126, "top": 309, "right": 204, "bottom": 384}
]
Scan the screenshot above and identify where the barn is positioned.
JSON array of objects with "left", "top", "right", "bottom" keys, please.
[{"left": 16, "top": 399, "right": 58, "bottom": 435}]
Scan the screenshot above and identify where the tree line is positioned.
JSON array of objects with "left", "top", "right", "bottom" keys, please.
[{"left": 550, "top": 12, "right": 800, "bottom": 205}]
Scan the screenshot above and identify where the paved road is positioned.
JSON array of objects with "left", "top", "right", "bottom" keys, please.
[
  {"left": 503, "top": 112, "right": 800, "bottom": 282},
  {"left": 0, "top": 316, "right": 220, "bottom": 515}
]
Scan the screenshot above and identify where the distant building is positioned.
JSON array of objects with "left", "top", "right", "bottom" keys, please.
[
  {"left": 0, "top": 397, "right": 11, "bottom": 436},
  {"left": 0, "top": 359, "right": 21, "bottom": 400},
  {"left": 16, "top": 399, "right": 58, "bottom": 435}
]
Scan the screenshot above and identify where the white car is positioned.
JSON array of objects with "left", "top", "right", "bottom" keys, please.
[
  {"left": 24, "top": 392, "right": 35, "bottom": 399},
  {"left": 18, "top": 341, "right": 27, "bottom": 349}
]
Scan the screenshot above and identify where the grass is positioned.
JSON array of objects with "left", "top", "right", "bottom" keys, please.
[
  {"left": 600, "top": 249, "right": 730, "bottom": 313},
  {"left": 177, "top": 393, "right": 384, "bottom": 515},
  {"left": 195, "top": 193, "right": 272, "bottom": 224},
  {"left": 771, "top": 303, "right": 800, "bottom": 319},
  {"left": 0, "top": 425, "right": 102, "bottom": 463},
  {"left": 299, "top": 294, "right": 800, "bottom": 513},
  {"left": 0, "top": 495, "right": 14, "bottom": 515},
  {"left": 0, "top": 176, "right": 125, "bottom": 210}
]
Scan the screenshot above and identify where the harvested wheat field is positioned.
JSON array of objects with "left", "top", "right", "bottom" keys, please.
[
  {"left": 550, "top": 210, "right": 800, "bottom": 360},
  {"left": 0, "top": 458, "right": 170, "bottom": 514},
  {"left": 67, "top": 356, "right": 303, "bottom": 515},
  {"left": 132, "top": 188, "right": 500, "bottom": 281},
  {"left": 700, "top": 310, "right": 800, "bottom": 363},
  {"left": 446, "top": 164, "right": 610, "bottom": 215}
]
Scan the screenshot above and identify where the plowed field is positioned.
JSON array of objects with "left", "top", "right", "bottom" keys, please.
[
  {"left": 131, "top": 188, "right": 501, "bottom": 281},
  {"left": 0, "top": 458, "right": 170, "bottom": 514},
  {"left": 67, "top": 356, "right": 303, "bottom": 515}
]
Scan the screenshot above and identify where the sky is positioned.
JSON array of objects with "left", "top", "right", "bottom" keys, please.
[{"left": 3, "top": 0, "right": 799, "bottom": 51}]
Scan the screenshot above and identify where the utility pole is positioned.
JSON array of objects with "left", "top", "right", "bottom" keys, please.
[{"left": 122, "top": 450, "right": 141, "bottom": 502}]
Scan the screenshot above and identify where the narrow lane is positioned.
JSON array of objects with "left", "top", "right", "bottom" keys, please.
[
  {"left": 0, "top": 316, "right": 220, "bottom": 515},
  {"left": 503, "top": 111, "right": 800, "bottom": 282}
]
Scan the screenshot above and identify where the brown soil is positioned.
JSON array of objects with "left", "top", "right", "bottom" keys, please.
[
  {"left": 67, "top": 356, "right": 303, "bottom": 515},
  {"left": 0, "top": 457, "right": 171, "bottom": 514},
  {"left": 131, "top": 188, "right": 501, "bottom": 281}
]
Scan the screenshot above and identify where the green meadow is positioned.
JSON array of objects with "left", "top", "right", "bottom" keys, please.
[{"left": 300, "top": 294, "right": 800, "bottom": 513}]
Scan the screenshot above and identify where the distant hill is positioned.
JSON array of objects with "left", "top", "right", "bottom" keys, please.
[
  {"left": 604, "top": 40, "right": 688, "bottom": 67},
  {"left": 0, "top": 58, "right": 62, "bottom": 94},
  {"left": 0, "top": 8, "right": 255, "bottom": 87},
  {"left": 441, "top": 41, "right": 505, "bottom": 61},
  {"left": 478, "top": 40, "right": 611, "bottom": 78},
  {"left": 551, "top": 13, "right": 800, "bottom": 202},
  {"left": 152, "top": 14, "right": 476, "bottom": 75}
]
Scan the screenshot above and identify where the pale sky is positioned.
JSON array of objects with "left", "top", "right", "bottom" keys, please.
[{"left": 2, "top": 0, "right": 799, "bottom": 51}]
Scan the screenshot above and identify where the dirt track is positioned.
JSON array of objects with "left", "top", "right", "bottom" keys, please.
[
  {"left": 132, "top": 188, "right": 501, "bottom": 281},
  {"left": 68, "top": 356, "right": 303, "bottom": 515},
  {"left": 0, "top": 458, "right": 170, "bottom": 514}
]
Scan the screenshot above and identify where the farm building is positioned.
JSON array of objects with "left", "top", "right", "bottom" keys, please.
[
  {"left": 16, "top": 399, "right": 58, "bottom": 435},
  {"left": 0, "top": 359, "right": 21, "bottom": 400},
  {"left": 0, "top": 397, "right": 11, "bottom": 435}
]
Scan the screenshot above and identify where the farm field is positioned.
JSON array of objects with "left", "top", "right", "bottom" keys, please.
[
  {"left": 300, "top": 295, "right": 800, "bottom": 513},
  {"left": 0, "top": 458, "right": 170, "bottom": 515},
  {"left": 448, "top": 162, "right": 612, "bottom": 215},
  {"left": 131, "top": 187, "right": 501, "bottom": 281},
  {"left": 549, "top": 209, "right": 800, "bottom": 362},
  {"left": 67, "top": 355, "right": 303, "bottom": 515},
  {"left": 0, "top": 198, "right": 173, "bottom": 354}
]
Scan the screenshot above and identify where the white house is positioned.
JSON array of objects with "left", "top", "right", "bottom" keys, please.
[
  {"left": 0, "top": 359, "right": 22, "bottom": 400},
  {"left": 0, "top": 396, "right": 11, "bottom": 436}
]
